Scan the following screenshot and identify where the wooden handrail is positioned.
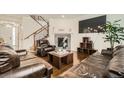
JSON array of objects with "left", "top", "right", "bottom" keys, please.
[
  {"left": 39, "top": 16, "right": 49, "bottom": 24},
  {"left": 24, "top": 25, "right": 48, "bottom": 39},
  {"left": 24, "top": 28, "right": 41, "bottom": 39},
  {"left": 30, "top": 15, "right": 48, "bottom": 31},
  {"left": 36, "top": 25, "right": 48, "bottom": 34},
  {"left": 31, "top": 15, "right": 48, "bottom": 24}
]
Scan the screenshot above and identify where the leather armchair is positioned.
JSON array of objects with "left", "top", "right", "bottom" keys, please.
[
  {"left": 36, "top": 40, "right": 55, "bottom": 57},
  {"left": 0, "top": 45, "right": 53, "bottom": 78}
]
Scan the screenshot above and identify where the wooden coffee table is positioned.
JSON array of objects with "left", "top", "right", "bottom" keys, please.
[{"left": 48, "top": 51, "right": 73, "bottom": 69}]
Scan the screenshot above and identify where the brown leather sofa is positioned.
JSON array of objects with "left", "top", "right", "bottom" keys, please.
[
  {"left": 0, "top": 45, "right": 53, "bottom": 78},
  {"left": 60, "top": 45, "right": 124, "bottom": 78}
]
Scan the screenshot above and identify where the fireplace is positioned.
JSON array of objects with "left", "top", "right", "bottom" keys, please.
[{"left": 55, "top": 34, "right": 71, "bottom": 50}]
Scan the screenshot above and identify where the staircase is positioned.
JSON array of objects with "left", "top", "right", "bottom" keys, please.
[{"left": 25, "top": 15, "right": 49, "bottom": 50}]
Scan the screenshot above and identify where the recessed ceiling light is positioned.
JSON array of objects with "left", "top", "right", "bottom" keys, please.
[{"left": 61, "top": 15, "right": 65, "bottom": 18}]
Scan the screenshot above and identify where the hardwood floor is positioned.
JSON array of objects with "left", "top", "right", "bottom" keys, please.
[{"left": 41, "top": 51, "right": 88, "bottom": 77}]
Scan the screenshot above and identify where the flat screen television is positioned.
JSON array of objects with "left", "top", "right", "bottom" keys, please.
[{"left": 79, "top": 15, "right": 106, "bottom": 33}]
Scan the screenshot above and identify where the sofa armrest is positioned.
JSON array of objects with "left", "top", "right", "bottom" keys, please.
[
  {"left": 45, "top": 66, "right": 53, "bottom": 78},
  {"left": 0, "top": 63, "right": 47, "bottom": 78},
  {"left": 15, "top": 49, "right": 28, "bottom": 56},
  {"left": 48, "top": 45, "right": 56, "bottom": 48}
]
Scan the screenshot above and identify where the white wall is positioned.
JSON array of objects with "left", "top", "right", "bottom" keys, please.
[
  {"left": 48, "top": 14, "right": 124, "bottom": 52},
  {"left": 1, "top": 15, "right": 124, "bottom": 51},
  {"left": 0, "top": 15, "right": 22, "bottom": 24},
  {"left": 20, "top": 14, "right": 124, "bottom": 51},
  {"left": 0, "top": 15, "right": 47, "bottom": 50},
  {"left": 48, "top": 19, "right": 73, "bottom": 42},
  {"left": 0, "top": 24, "right": 13, "bottom": 45},
  {"left": 21, "top": 16, "right": 41, "bottom": 49}
]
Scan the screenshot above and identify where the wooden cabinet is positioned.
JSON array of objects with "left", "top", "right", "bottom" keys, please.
[{"left": 77, "top": 37, "right": 96, "bottom": 55}]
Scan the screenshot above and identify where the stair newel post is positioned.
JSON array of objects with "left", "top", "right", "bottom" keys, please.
[{"left": 33, "top": 34, "right": 36, "bottom": 51}]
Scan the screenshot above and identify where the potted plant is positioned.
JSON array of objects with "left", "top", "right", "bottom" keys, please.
[{"left": 103, "top": 20, "right": 124, "bottom": 51}]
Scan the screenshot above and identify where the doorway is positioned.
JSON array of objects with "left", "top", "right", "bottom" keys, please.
[{"left": 0, "top": 23, "right": 18, "bottom": 49}]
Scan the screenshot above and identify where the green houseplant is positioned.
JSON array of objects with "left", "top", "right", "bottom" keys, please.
[{"left": 104, "top": 20, "right": 124, "bottom": 50}]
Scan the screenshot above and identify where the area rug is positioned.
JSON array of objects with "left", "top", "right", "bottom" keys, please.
[{"left": 20, "top": 53, "right": 37, "bottom": 61}]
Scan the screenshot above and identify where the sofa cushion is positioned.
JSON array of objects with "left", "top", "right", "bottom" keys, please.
[
  {"left": 108, "top": 55, "right": 124, "bottom": 75},
  {"left": 113, "top": 48, "right": 124, "bottom": 57},
  {"left": 108, "top": 45, "right": 124, "bottom": 76},
  {"left": 82, "top": 52, "right": 111, "bottom": 69},
  {"left": 44, "top": 47, "right": 53, "bottom": 51},
  {"left": 61, "top": 62, "right": 110, "bottom": 78},
  {"left": 41, "top": 44, "right": 48, "bottom": 48},
  {"left": 113, "top": 45, "right": 124, "bottom": 52}
]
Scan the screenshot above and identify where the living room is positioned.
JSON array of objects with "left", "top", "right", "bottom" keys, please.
[
  {"left": 1, "top": 14, "right": 124, "bottom": 78},
  {"left": 1, "top": 0, "right": 124, "bottom": 93},
  {"left": 1, "top": 14, "right": 122, "bottom": 52}
]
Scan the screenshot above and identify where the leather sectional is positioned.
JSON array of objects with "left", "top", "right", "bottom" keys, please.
[
  {"left": 60, "top": 45, "right": 124, "bottom": 78},
  {"left": 1, "top": 44, "right": 124, "bottom": 78},
  {"left": 0, "top": 45, "right": 53, "bottom": 78}
]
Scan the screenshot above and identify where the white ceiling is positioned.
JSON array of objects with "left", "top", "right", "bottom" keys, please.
[
  {"left": 39, "top": 14, "right": 84, "bottom": 19},
  {"left": 0, "top": 14, "right": 85, "bottom": 18},
  {"left": 0, "top": 14, "right": 101, "bottom": 21}
]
